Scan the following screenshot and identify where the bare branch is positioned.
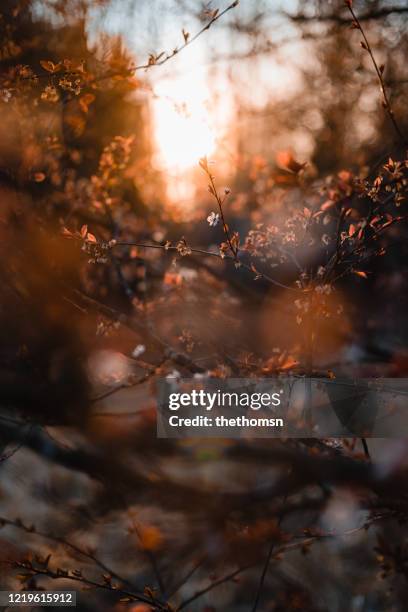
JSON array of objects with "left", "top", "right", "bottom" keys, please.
[{"left": 345, "top": 1, "right": 407, "bottom": 146}]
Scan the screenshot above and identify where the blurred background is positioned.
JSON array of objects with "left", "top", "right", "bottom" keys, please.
[{"left": 1, "top": 1, "right": 408, "bottom": 610}]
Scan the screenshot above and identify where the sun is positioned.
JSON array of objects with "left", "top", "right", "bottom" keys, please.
[{"left": 153, "top": 75, "right": 216, "bottom": 172}]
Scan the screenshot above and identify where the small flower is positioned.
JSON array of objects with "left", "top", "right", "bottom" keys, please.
[
  {"left": 41, "top": 85, "right": 59, "bottom": 103},
  {"left": 207, "top": 211, "right": 220, "bottom": 227},
  {"left": 224, "top": 187, "right": 231, "bottom": 195},
  {"left": 321, "top": 234, "right": 330, "bottom": 246},
  {"left": 62, "top": 224, "right": 116, "bottom": 264},
  {"left": 176, "top": 237, "right": 192, "bottom": 256},
  {"left": 219, "top": 242, "right": 229, "bottom": 258},
  {"left": 59, "top": 76, "right": 81, "bottom": 95},
  {"left": 96, "top": 318, "right": 121, "bottom": 337},
  {"left": 132, "top": 344, "right": 146, "bottom": 358}
]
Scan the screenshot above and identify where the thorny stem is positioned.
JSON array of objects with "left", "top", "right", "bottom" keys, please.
[{"left": 345, "top": 1, "right": 407, "bottom": 146}]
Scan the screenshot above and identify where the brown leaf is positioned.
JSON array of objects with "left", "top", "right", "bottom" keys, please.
[
  {"left": 79, "top": 93, "right": 95, "bottom": 113},
  {"left": 276, "top": 151, "right": 307, "bottom": 174},
  {"left": 354, "top": 270, "right": 368, "bottom": 278},
  {"left": 320, "top": 200, "right": 335, "bottom": 212},
  {"left": 40, "top": 60, "right": 61, "bottom": 73},
  {"left": 33, "top": 172, "right": 46, "bottom": 182},
  {"left": 138, "top": 525, "right": 164, "bottom": 551}
]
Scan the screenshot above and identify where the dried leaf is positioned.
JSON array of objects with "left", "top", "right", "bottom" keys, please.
[
  {"left": 79, "top": 93, "right": 95, "bottom": 113},
  {"left": 40, "top": 60, "right": 61, "bottom": 73},
  {"left": 276, "top": 151, "right": 307, "bottom": 174},
  {"left": 354, "top": 270, "right": 368, "bottom": 278},
  {"left": 33, "top": 172, "right": 46, "bottom": 182},
  {"left": 138, "top": 525, "right": 164, "bottom": 551}
]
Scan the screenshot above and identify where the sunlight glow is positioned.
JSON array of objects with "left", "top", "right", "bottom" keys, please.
[{"left": 153, "top": 75, "right": 216, "bottom": 172}]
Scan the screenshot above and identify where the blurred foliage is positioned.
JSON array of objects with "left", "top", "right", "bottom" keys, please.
[{"left": 0, "top": 1, "right": 408, "bottom": 611}]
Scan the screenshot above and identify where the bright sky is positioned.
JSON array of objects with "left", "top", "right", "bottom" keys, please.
[{"left": 89, "top": 0, "right": 306, "bottom": 201}]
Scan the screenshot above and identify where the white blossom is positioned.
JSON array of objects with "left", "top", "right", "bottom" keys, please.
[
  {"left": 207, "top": 211, "right": 220, "bottom": 227},
  {"left": 132, "top": 344, "right": 146, "bottom": 358}
]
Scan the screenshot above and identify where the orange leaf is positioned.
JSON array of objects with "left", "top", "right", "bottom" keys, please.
[
  {"left": 276, "top": 151, "right": 307, "bottom": 174},
  {"left": 79, "top": 93, "right": 95, "bottom": 113},
  {"left": 354, "top": 270, "right": 368, "bottom": 278},
  {"left": 278, "top": 357, "right": 299, "bottom": 371},
  {"left": 33, "top": 172, "right": 46, "bottom": 182},
  {"left": 138, "top": 525, "right": 164, "bottom": 551},
  {"left": 320, "top": 200, "right": 335, "bottom": 212},
  {"left": 40, "top": 60, "right": 61, "bottom": 73}
]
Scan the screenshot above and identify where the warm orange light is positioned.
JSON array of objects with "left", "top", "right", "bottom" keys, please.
[{"left": 153, "top": 75, "right": 216, "bottom": 172}]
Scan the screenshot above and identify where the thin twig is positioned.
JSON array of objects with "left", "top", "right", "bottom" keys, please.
[
  {"left": 129, "top": 514, "right": 166, "bottom": 597},
  {"left": 113, "top": 241, "right": 301, "bottom": 292},
  {"left": 11, "top": 561, "right": 168, "bottom": 611},
  {"left": 177, "top": 564, "right": 254, "bottom": 611},
  {"left": 166, "top": 557, "right": 205, "bottom": 599},
  {"left": 177, "top": 513, "right": 391, "bottom": 611},
  {"left": 86, "top": 1, "right": 240, "bottom": 82},
  {"left": 288, "top": 6, "right": 408, "bottom": 25},
  {"left": 251, "top": 488, "right": 288, "bottom": 612},
  {"left": 208, "top": 173, "right": 238, "bottom": 261},
  {"left": 345, "top": 0, "right": 407, "bottom": 146},
  {"left": 0, "top": 516, "right": 137, "bottom": 592}
]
